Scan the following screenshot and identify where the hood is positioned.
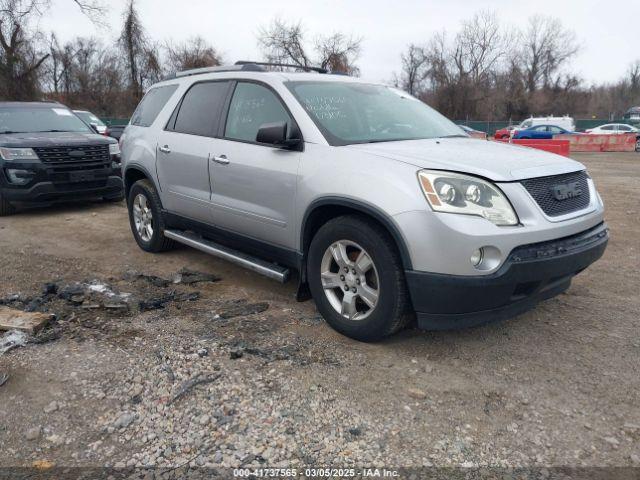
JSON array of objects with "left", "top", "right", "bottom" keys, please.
[
  {"left": 0, "top": 131, "right": 115, "bottom": 148},
  {"left": 347, "top": 138, "right": 585, "bottom": 181}
]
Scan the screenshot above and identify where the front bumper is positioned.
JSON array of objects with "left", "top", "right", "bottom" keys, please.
[
  {"left": 406, "top": 222, "right": 609, "bottom": 330},
  {"left": 1, "top": 175, "right": 123, "bottom": 204}
]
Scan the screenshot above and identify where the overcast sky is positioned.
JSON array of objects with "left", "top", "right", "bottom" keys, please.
[{"left": 41, "top": 0, "right": 638, "bottom": 85}]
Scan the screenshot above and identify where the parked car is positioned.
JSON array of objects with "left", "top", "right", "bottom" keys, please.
[
  {"left": 458, "top": 124, "right": 487, "bottom": 140},
  {"left": 73, "top": 110, "right": 107, "bottom": 134},
  {"left": 495, "top": 116, "right": 576, "bottom": 139},
  {"left": 105, "top": 124, "right": 126, "bottom": 140},
  {"left": 120, "top": 62, "right": 607, "bottom": 341},
  {"left": 0, "top": 101, "right": 123, "bottom": 215},
  {"left": 494, "top": 125, "right": 518, "bottom": 139},
  {"left": 513, "top": 125, "right": 577, "bottom": 140},
  {"left": 585, "top": 123, "right": 638, "bottom": 135}
]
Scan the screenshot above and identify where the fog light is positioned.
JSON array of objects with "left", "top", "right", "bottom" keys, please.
[
  {"left": 470, "top": 248, "right": 484, "bottom": 267},
  {"left": 6, "top": 168, "right": 34, "bottom": 185}
]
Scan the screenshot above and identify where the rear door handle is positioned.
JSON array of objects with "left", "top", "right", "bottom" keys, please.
[
  {"left": 159, "top": 145, "right": 171, "bottom": 154},
  {"left": 212, "top": 154, "right": 229, "bottom": 165}
]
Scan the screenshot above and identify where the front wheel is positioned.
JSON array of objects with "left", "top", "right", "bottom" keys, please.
[
  {"left": 127, "top": 179, "right": 175, "bottom": 252},
  {"left": 636, "top": 137, "right": 640, "bottom": 152},
  {"left": 307, "top": 215, "right": 410, "bottom": 342}
]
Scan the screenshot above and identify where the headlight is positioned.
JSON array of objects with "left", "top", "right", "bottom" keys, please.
[
  {"left": 418, "top": 170, "right": 518, "bottom": 226},
  {"left": 109, "top": 143, "right": 121, "bottom": 156},
  {"left": 0, "top": 147, "right": 39, "bottom": 161}
]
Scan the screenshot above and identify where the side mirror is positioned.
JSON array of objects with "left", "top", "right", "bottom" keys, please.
[
  {"left": 89, "top": 122, "right": 99, "bottom": 134},
  {"left": 256, "top": 121, "right": 302, "bottom": 149}
]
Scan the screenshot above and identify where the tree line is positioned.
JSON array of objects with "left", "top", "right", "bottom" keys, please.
[{"left": 1, "top": 0, "right": 638, "bottom": 120}]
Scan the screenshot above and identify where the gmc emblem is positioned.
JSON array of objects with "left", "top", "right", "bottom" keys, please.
[{"left": 550, "top": 181, "right": 582, "bottom": 201}]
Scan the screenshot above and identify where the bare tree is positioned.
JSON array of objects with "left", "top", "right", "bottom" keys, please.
[
  {"left": 0, "top": 0, "right": 49, "bottom": 99},
  {"left": 258, "top": 18, "right": 310, "bottom": 68},
  {"left": 316, "top": 32, "right": 361, "bottom": 75},
  {"left": 165, "top": 36, "right": 221, "bottom": 73},
  {"left": 118, "top": 0, "right": 161, "bottom": 102},
  {"left": 257, "top": 18, "right": 361, "bottom": 74},
  {"left": 518, "top": 15, "right": 579, "bottom": 93},
  {"left": 398, "top": 44, "right": 428, "bottom": 95}
]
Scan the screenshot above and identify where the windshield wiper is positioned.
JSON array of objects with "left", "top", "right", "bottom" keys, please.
[
  {"left": 0, "top": 130, "right": 24, "bottom": 134},
  {"left": 34, "top": 130, "right": 72, "bottom": 133},
  {"left": 438, "top": 134, "right": 468, "bottom": 138}
]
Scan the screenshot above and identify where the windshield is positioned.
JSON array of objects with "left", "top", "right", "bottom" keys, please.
[
  {"left": 286, "top": 81, "right": 464, "bottom": 145},
  {"left": 0, "top": 106, "right": 92, "bottom": 134},
  {"left": 75, "top": 111, "right": 105, "bottom": 126}
]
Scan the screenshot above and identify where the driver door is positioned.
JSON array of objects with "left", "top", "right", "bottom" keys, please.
[{"left": 208, "top": 81, "right": 301, "bottom": 249}]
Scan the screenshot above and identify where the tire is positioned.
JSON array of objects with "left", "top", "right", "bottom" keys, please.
[
  {"left": 307, "top": 214, "right": 410, "bottom": 342},
  {"left": 127, "top": 179, "right": 175, "bottom": 252},
  {"left": 501, "top": 134, "right": 509, "bottom": 139},
  {"left": 635, "top": 137, "right": 640, "bottom": 153},
  {"left": 0, "top": 192, "right": 14, "bottom": 216}
]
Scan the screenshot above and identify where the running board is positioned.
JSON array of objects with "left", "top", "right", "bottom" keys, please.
[{"left": 163, "top": 229, "right": 290, "bottom": 283}]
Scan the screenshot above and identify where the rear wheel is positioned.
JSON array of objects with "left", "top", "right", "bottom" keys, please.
[
  {"left": 0, "top": 192, "right": 14, "bottom": 216},
  {"left": 307, "top": 215, "right": 410, "bottom": 342},
  {"left": 127, "top": 179, "right": 175, "bottom": 252},
  {"left": 635, "top": 137, "right": 640, "bottom": 152}
]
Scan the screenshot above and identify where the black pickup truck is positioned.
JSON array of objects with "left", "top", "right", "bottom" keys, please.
[{"left": 0, "top": 102, "right": 124, "bottom": 215}]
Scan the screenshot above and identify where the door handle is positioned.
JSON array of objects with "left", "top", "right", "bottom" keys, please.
[
  {"left": 212, "top": 154, "right": 229, "bottom": 165},
  {"left": 159, "top": 145, "right": 171, "bottom": 154}
]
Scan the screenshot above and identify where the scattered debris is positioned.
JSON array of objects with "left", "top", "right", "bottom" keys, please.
[
  {"left": 407, "top": 387, "right": 427, "bottom": 400},
  {"left": 25, "top": 427, "right": 41, "bottom": 441},
  {"left": 0, "top": 307, "right": 53, "bottom": 334},
  {"left": 0, "top": 329, "right": 29, "bottom": 354},
  {"left": 42, "top": 283, "right": 58, "bottom": 295},
  {"left": 113, "top": 412, "right": 136, "bottom": 429},
  {"left": 0, "top": 372, "right": 8, "bottom": 387},
  {"left": 197, "top": 347, "right": 209, "bottom": 357},
  {"left": 230, "top": 347, "right": 244, "bottom": 359},
  {"left": 168, "top": 374, "right": 221, "bottom": 405},
  {"left": 172, "top": 268, "right": 221, "bottom": 285},
  {"left": 216, "top": 300, "right": 269, "bottom": 319},
  {"left": 139, "top": 291, "right": 200, "bottom": 312},
  {"left": 44, "top": 401, "right": 59, "bottom": 413}
]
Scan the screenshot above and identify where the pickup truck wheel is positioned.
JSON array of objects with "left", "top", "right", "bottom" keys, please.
[
  {"left": 0, "top": 192, "right": 14, "bottom": 216},
  {"left": 307, "top": 215, "right": 410, "bottom": 342},
  {"left": 127, "top": 179, "right": 175, "bottom": 252}
]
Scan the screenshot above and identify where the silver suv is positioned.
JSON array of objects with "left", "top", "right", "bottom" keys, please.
[{"left": 120, "top": 62, "right": 608, "bottom": 341}]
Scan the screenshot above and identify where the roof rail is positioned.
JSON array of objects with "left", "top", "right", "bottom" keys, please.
[
  {"left": 168, "top": 63, "right": 265, "bottom": 80},
  {"left": 235, "top": 61, "right": 328, "bottom": 74}
]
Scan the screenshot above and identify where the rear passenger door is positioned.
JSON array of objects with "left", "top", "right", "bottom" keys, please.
[
  {"left": 208, "top": 81, "right": 301, "bottom": 249},
  {"left": 156, "top": 80, "right": 231, "bottom": 222}
]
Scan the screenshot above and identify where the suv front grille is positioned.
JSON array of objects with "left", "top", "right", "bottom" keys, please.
[
  {"left": 33, "top": 144, "right": 111, "bottom": 185},
  {"left": 521, "top": 170, "right": 590, "bottom": 217},
  {"left": 33, "top": 144, "right": 110, "bottom": 166}
]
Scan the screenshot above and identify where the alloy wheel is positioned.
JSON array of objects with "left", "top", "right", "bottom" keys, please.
[
  {"left": 320, "top": 240, "right": 380, "bottom": 320},
  {"left": 132, "top": 193, "right": 154, "bottom": 242}
]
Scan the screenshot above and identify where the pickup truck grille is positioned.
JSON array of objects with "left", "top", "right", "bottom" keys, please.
[{"left": 521, "top": 170, "right": 591, "bottom": 217}]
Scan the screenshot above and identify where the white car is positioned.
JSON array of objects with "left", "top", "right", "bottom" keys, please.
[
  {"left": 585, "top": 124, "right": 638, "bottom": 135},
  {"left": 73, "top": 110, "right": 107, "bottom": 134},
  {"left": 518, "top": 116, "right": 576, "bottom": 132}
]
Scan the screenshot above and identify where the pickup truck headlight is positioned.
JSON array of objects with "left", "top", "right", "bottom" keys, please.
[
  {"left": 418, "top": 170, "right": 519, "bottom": 226},
  {"left": 0, "top": 147, "right": 39, "bottom": 161}
]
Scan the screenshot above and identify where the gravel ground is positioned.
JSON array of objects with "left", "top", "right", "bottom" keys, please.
[{"left": 0, "top": 152, "right": 638, "bottom": 474}]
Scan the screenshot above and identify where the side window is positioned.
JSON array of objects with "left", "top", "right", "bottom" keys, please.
[
  {"left": 601, "top": 125, "right": 613, "bottom": 131},
  {"left": 533, "top": 126, "right": 546, "bottom": 131},
  {"left": 131, "top": 85, "right": 178, "bottom": 127},
  {"left": 521, "top": 120, "right": 532, "bottom": 128},
  {"left": 618, "top": 125, "right": 630, "bottom": 132},
  {"left": 224, "top": 82, "right": 292, "bottom": 143},
  {"left": 172, "top": 81, "right": 229, "bottom": 137},
  {"left": 548, "top": 126, "right": 562, "bottom": 134}
]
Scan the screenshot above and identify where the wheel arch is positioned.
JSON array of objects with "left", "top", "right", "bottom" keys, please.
[
  {"left": 300, "top": 197, "right": 413, "bottom": 271},
  {"left": 124, "top": 164, "right": 157, "bottom": 201}
]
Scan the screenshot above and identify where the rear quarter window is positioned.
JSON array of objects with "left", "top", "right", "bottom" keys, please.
[{"left": 131, "top": 84, "right": 179, "bottom": 127}]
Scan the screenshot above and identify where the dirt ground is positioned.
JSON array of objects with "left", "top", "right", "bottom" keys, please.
[{"left": 0, "top": 152, "right": 638, "bottom": 473}]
